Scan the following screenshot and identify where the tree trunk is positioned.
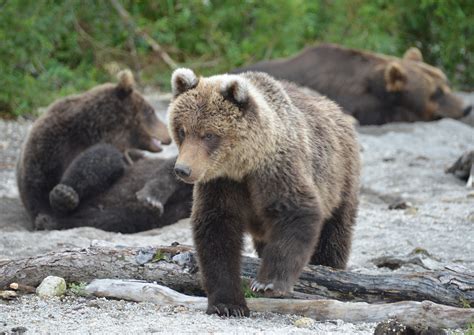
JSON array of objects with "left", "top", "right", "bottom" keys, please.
[{"left": 0, "top": 245, "right": 472, "bottom": 307}]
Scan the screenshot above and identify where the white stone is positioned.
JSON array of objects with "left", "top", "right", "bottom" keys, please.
[
  {"left": 36, "top": 276, "right": 66, "bottom": 297},
  {"left": 293, "top": 317, "right": 315, "bottom": 328}
]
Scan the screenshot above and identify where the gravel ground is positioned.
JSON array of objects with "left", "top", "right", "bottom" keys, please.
[{"left": 0, "top": 93, "right": 473, "bottom": 334}]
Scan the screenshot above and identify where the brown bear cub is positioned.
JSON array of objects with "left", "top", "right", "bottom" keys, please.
[
  {"left": 168, "top": 68, "right": 360, "bottom": 317},
  {"left": 45, "top": 156, "right": 193, "bottom": 233},
  {"left": 17, "top": 70, "right": 171, "bottom": 230}
]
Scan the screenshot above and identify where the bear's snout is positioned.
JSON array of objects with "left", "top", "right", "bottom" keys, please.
[
  {"left": 174, "top": 164, "right": 192, "bottom": 180},
  {"left": 463, "top": 105, "right": 472, "bottom": 117}
]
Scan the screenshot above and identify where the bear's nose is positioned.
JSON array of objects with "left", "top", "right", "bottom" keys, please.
[
  {"left": 174, "top": 164, "right": 192, "bottom": 178},
  {"left": 463, "top": 105, "right": 472, "bottom": 117}
]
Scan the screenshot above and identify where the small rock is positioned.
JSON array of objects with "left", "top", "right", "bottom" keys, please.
[
  {"left": 467, "top": 191, "right": 474, "bottom": 198},
  {"left": 374, "top": 320, "right": 408, "bottom": 335},
  {"left": 404, "top": 207, "right": 418, "bottom": 215},
  {"left": 10, "top": 326, "right": 28, "bottom": 334},
  {"left": 36, "top": 276, "right": 66, "bottom": 297},
  {"left": 293, "top": 317, "right": 314, "bottom": 328},
  {"left": 0, "top": 290, "right": 17, "bottom": 300},
  {"left": 468, "top": 213, "right": 474, "bottom": 223},
  {"left": 388, "top": 201, "right": 413, "bottom": 210}
]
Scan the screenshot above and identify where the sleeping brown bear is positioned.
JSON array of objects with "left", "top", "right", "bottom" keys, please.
[
  {"left": 36, "top": 155, "right": 193, "bottom": 233},
  {"left": 233, "top": 43, "right": 471, "bottom": 125},
  {"left": 16, "top": 70, "right": 173, "bottom": 231},
  {"left": 168, "top": 69, "right": 360, "bottom": 317}
]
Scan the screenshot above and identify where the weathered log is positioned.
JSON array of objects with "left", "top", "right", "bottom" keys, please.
[
  {"left": 0, "top": 246, "right": 473, "bottom": 307},
  {"left": 86, "top": 279, "right": 474, "bottom": 329}
]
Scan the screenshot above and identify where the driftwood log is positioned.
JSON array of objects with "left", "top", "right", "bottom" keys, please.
[
  {"left": 0, "top": 245, "right": 473, "bottom": 307},
  {"left": 85, "top": 279, "right": 474, "bottom": 329}
]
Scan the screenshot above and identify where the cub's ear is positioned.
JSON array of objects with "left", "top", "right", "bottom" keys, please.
[
  {"left": 403, "top": 47, "right": 423, "bottom": 62},
  {"left": 384, "top": 62, "right": 407, "bottom": 92},
  {"left": 171, "top": 68, "right": 199, "bottom": 98},
  {"left": 220, "top": 77, "right": 249, "bottom": 107},
  {"left": 116, "top": 69, "right": 135, "bottom": 99}
]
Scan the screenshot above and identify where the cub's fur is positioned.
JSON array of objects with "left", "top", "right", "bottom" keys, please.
[
  {"left": 168, "top": 69, "right": 360, "bottom": 316},
  {"left": 17, "top": 71, "right": 171, "bottom": 230}
]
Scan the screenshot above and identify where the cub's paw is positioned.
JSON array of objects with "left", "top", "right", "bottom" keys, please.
[
  {"left": 49, "top": 184, "right": 79, "bottom": 213},
  {"left": 250, "top": 279, "right": 289, "bottom": 297},
  {"left": 136, "top": 190, "right": 164, "bottom": 216},
  {"left": 207, "top": 303, "right": 250, "bottom": 317},
  {"left": 34, "top": 213, "right": 58, "bottom": 230}
]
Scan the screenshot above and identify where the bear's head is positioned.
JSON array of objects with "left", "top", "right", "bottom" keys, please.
[
  {"left": 372, "top": 48, "right": 470, "bottom": 122},
  {"left": 112, "top": 70, "right": 171, "bottom": 152},
  {"left": 168, "top": 68, "right": 264, "bottom": 184},
  {"left": 71, "top": 70, "right": 171, "bottom": 153}
]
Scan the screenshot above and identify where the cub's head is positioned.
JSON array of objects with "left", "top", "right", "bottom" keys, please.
[
  {"left": 168, "top": 68, "right": 258, "bottom": 184},
  {"left": 109, "top": 70, "right": 171, "bottom": 152},
  {"left": 377, "top": 48, "right": 470, "bottom": 122}
]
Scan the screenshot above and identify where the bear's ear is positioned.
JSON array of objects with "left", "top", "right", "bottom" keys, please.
[
  {"left": 171, "top": 68, "right": 199, "bottom": 98},
  {"left": 116, "top": 69, "right": 135, "bottom": 99},
  {"left": 403, "top": 47, "right": 423, "bottom": 62},
  {"left": 384, "top": 62, "right": 407, "bottom": 92},
  {"left": 220, "top": 77, "right": 250, "bottom": 108}
]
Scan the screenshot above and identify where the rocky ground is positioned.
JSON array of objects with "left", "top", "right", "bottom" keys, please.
[{"left": 0, "top": 93, "right": 473, "bottom": 334}]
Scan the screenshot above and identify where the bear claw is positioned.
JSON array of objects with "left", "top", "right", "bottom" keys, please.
[
  {"left": 49, "top": 184, "right": 79, "bottom": 213},
  {"left": 207, "top": 303, "right": 249, "bottom": 317},
  {"left": 136, "top": 191, "right": 164, "bottom": 216},
  {"left": 250, "top": 280, "right": 273, "bottom": 292}
]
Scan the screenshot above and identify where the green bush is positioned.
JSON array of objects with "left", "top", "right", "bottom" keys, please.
[{"left": 0, "top": 0, "right": 472, "bottom": 118}]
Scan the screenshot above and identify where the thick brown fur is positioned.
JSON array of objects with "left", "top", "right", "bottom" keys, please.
[
  {"left": 16, "top": 70, "right": 172, "bottom": 230},
  {"left": 233, "top": 44, "right": 471, "bottom": 125},
  {"left": 37, "top": 156, "right": 193, "bottom": 233},
  {"left": 168, "top": 69, "right": 360, "bottom": 317}
]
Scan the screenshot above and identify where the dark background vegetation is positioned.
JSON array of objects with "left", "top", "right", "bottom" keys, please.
[{"left": 1, "top": 0, "right": 472, "bottom": 118}]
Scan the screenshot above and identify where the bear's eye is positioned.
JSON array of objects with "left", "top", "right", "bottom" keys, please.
[
  {"left": 178, "top": 128, "right": 185, "bottom": 140},
  {"left": 431, "top": 87, "right": 444, "bottom": 99},
  {"left": 203, "top": 133, "right": 214, "bottom": 140}
]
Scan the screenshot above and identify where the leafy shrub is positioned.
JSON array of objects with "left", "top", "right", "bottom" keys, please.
[{"left": 0, "top": 0, "right": 472, "bottom": 117}]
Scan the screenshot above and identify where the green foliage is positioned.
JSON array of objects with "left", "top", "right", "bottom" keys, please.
[
  {"left": 67, "top": 282, "right": 88, "bottom": 296},
  {"left": 1, "top": 0, "right": 472, "bottom": 117},
  {"left": 242, "top": 280, "right": 259, "bottom": 299}
]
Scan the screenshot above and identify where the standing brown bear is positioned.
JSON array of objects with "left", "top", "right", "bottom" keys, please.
[
  {"left": 17, "top": 70, "right": 171, "bottom": 230},
  {"left": 168, "top": 69, "right": 360, "bottom": 317}
]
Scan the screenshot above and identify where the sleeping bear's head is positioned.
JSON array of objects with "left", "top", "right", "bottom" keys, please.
[
  {"left": 365, "top": 48, "right": 470, "bottom": 123},
  {"left": 168, "top": 68, "right": 259, "bottom": 184}
]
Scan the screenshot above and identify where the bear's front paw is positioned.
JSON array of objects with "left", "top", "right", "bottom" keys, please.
[
  {"left": 49, "top": 184, "right": 79, "bottom": 213},
  {"left": 250, "top": 279, "right": 289, "bottom": 297},
  {"left": 207, "top": 303, "right": 250, "bottom": 317},
  {"left": 136, "top": 190, "right": 164, "bottom": 216}
]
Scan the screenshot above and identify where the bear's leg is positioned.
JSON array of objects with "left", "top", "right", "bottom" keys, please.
[
  {"left": 49, "top": 144, "right": 126, "bottom": 213},
  {"left": 251, "top": 196, "right": 321, "bottom": 295},
  {"left": 135, "top": 157, "right": 183, "bottom": 216},
  {"left": 193, "top": 179, "right": 250, "bottom": 317},
  {"left": 310, "top": 199, "right": 357, "bottom": 269},
  {"left": 252, "top": 239, "right": 267, "bottom": 258}
]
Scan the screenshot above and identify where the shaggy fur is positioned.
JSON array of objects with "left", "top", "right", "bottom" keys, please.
[
  {"left": 168, "top": 69, "right": 360, "bottom": 317},
  {"left": 17, "top": 71, "right": 171, "bottom": 230},
  {"left": 233, "top": 44, "right": 471, "bottom": 125},
  {"left": 37, "top": 156, "right": 193, "bottom": 233}
]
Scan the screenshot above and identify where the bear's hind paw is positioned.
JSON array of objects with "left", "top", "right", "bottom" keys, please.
[{"left": 49, "top": 184, "right": 79, "bottom": 213}]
